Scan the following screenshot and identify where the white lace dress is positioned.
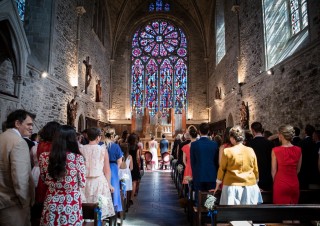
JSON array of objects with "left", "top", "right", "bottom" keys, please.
[
  {"left": 149, "top": 140, "right": 158, "bottom": 169},
  {"left": 118, "top": 156, "right": 133, "bottom": 191}
]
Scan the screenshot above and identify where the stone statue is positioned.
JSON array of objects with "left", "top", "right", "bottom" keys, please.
[
  {"left": 215, "top": 86, "right": 221, "bottom": 99},
  {"left": 67, "top": 99, "right": 78, "bottom": 127},
  {"left": 240, "top": 101, "right": 249, "bottom": 129},
  {"left": 83, "top": 56, "right": 92, "bottom": 94},
  {"left": 96, "top": 79, "right": 102, "bottom": 102}
]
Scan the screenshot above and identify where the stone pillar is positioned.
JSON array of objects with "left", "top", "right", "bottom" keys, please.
[
  {"left": 171, "top": 108, "right": 175, "bottom": 136},
  {"left": 131, "top": 111, "right": 136, "bottom": 133},
  {"left": 142, "top": 108, "right": 150, "bottom": 138},
  {"left": 182, "top": 109, "right": 186, "bottom": 133}
]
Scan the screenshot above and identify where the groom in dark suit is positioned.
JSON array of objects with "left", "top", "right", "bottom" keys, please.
[{"left": 190, "top": 123, "right": 218, "bottom": 203}]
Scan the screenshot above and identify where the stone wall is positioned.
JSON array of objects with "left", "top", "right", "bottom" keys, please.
[
  {"left": 0, "top": 0, "right": 111, "bottom": 132},
  {"left": 208, "top": 0, "right": 320, "bottom": 132}
]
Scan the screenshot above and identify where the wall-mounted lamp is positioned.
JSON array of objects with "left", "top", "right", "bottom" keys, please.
[
  {"left": 41, "top": 71, "right": 48, "bottom": 78},
  {"left": 267, "top": 69, "right": 274, "bottom": 75}
]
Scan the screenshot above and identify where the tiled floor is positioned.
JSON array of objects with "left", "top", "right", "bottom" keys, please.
[{"left": 122, "top": 170, "right": 189, "bottom": 226}]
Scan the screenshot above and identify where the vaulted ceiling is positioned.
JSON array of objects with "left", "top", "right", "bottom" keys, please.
[{"left": 106, "top": 0, "right": 215, "bottom": 58}]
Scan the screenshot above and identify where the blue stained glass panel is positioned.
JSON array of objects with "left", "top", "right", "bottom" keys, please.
[
  {"left": 15, "top": 0, "right": 25, "bottom": 22},
  {"left": 131, "top": 59, "right": 144, "bottom": 115},
  {"left": 160, "top": 59, "right": 173, "bottom": 116},
  {"left": 145, "top": 59, "right": 159, "bottom": 116},
  {"left": 174, "top": 59, "right": 187, "bottom": 114}
]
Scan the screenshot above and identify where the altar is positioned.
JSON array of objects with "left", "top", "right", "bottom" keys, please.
[{"left": 131, "top": 108, "right": 187, "bottom": 139}]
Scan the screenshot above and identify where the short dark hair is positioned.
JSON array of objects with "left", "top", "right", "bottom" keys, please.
[
  {"left": 105, "top": 132, "right": 111, "bottom": 138},
  {"left": 251, "top": 122, "right": 263, "bottom": 133},
  {"left": 162, "top": 134, "right": 165, "bottom": 138},
  {"left": 293, "top": 127, "right": 300, "bottom": 136},
  {"left": 39, "top": 121, "right": 61, "bottom": 142},
  {"left": 6, "top": 109, "right": 36, "bottom": 129},
  {"left": 189, "top": 128, "right": 198, "bottom": 139},
  {"left": 305, "top": 124, "right": 315, "bottom": 137},
  {"left": 199, "top": 123, "right": 209, "bottom": 135},
  {"left": 87, "top": 127, "right": 101, "bottom": 141}
]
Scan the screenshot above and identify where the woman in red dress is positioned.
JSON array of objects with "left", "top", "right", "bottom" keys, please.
[
  {"left": 39, "top": 125, "right": 86, "bottom": 225},
  {"left": 272, "top": 125, "right": 302, "bottom": 204},
  {"left": 182, "top": 127, "right": 198, "bottom": 184}
]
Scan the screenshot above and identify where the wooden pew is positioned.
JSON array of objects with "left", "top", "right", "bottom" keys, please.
[
  {"left": 213, "top": 205, "right": 320, "bottom": 226},
  {"left": 82, "top": 203, "right": 99, "bottom": 226},
  {"left": 194, "top": 190, "right": 320, "bottom": 226}
]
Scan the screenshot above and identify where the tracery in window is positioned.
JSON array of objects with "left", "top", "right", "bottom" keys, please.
[
  {"left": 149, "top": 0, "right": 170, "bottom": 12},
  {"left": 131, "top": 20, "right": 187, "bottom": 117},
  {"left": 262, "top": 0, "right": 309, "bottom": 69}
]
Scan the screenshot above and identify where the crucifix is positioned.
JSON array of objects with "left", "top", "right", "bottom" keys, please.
[{"left": 83, "top": 56, "right": 92, "bottom": 94}]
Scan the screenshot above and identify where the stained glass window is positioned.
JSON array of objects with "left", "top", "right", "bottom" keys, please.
[
  {"left": 15, "top": 0, "right": 26, "bottom": 22},
  {"left": 290, "top": 0, "right": 308, "bottom": 35},
  {"left": 149, "top": 0, "right": 170, "bottom": 12},
  {"left": 131, "top": 20, "right": 188, "bottom": 116},
  {"left": 216, "top": 0, "right": 225, "bottom": 64},
  {"left": 263, "top": 0, "right": 309, "bottom": 69}
]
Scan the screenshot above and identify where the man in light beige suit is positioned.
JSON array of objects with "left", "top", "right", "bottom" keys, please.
[{"left": 0, "top": 109, "right": 36, "bottom": 226}]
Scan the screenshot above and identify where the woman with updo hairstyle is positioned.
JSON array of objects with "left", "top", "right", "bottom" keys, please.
[
  {"left": 212, "top": 125, "right": 262, "bottom": 205},
  {"left": 272, "top": 125, "right": 302, "bottom": 204}
]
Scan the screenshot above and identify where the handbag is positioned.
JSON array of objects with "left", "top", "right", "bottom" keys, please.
[{"left": 120, "top": 157, "right": 127, "bottom": 169}]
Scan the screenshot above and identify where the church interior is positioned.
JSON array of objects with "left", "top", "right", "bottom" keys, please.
[
  {"left": 1, "top": 1, "right": 320, "bottom": 225},
  {"left": 0, "top": 0, "right": 319, "bottom": 136}
]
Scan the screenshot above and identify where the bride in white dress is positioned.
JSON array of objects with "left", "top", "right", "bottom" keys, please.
[{"left": 149, "top": 136, "right": 158, "bottom": 170}]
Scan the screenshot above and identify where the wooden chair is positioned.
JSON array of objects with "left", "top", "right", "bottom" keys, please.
[
  {"left": 144, "top": 151, "right": 153, "bottom": 170},
  {"left": 159, "top": 152, "right": 171, "bottom": 169},
  {"left": 82, "top": 203, "right": 99, "bottom": 226}
]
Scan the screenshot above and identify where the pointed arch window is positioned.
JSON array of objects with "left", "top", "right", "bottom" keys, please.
[
  {"left": 131, "top": 20, "right": 188, "bottom": 117},
  {"left": 149, "top": 0, "right": 170, "bottom": 12}
]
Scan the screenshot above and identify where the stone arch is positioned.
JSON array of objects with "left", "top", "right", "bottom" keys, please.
[
  {"left": 0, "top": 0, "right": 30, "bottom": 99},
  {"left": 227, "top": 113, "right": 234, "bottom": 127}
]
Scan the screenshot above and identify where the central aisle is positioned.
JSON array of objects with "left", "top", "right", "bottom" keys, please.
[{"left": 123, "top": 171, "right": 189, "bottom": 226}]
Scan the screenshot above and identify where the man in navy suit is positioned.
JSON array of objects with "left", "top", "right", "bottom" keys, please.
[{"left": 190, "top": 123, "right": 218, "bottom": 203}]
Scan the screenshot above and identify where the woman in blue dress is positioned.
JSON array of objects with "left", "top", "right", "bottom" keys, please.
[{"left": 105, "top": 132, "right": 123, "bottom": 213}]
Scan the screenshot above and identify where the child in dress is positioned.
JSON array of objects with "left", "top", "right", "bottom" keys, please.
[{"left": 119, "top": 143, "right": 133, "bottom": 211}]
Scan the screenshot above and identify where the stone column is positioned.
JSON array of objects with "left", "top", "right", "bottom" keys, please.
[
  {"left": 171, "top": 108, "right": 175, "bottom": 136},
  {"left": 182, "top": 108, "right": 186, "bottom": 133}
]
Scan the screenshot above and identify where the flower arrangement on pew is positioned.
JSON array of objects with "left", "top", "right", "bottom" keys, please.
[
  {"left": 204, "top": 194, "right": 217, "bottom": 226},
  {"left": 177, "top": 164, "right": 184, "bottom": 174},
  {"left": 120, "top": 174, "right": 129, "bottom": 198}
]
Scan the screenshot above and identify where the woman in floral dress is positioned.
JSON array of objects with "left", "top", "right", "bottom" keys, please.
[{"left": 39, "top": 125, "right": 86, "bottom": 226}]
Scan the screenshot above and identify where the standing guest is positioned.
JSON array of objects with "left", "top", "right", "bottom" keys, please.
[
  {"left": 292, "top": 127, "right": 302, "bottom": 147},
  {"left": 105, "top": 132, "right": 123, "bottom": 213},
  {"left": 248, "top": 122, "right": 274, "bottom": 191},
  {"left": 190, "top": 123, "right": 219, "bottom": 203},
  {"left": 118, "top": 130, "right": 129, "bottom": 145},
  {"left": 212, "top": 125, "right": 262, "bottom": 205},
  {"left": 177, "top": 133, "right": 191, "bottom": 165},
  {"left": 213, "top": 135, "right": 223, "bottom": 148},
  {"left": 81, "top": 129, "right": 89, "bottom": 145},
  {"left": 119, "top": 143, "right": 133, "bottom": 211},
  {"left": 136, "top": 135, "right": 143, "bottom": 196},
  {"left": 80, "top": 128, "right": 115, "bottom": 219},
  {"left": 312, "top": 130, "right": 320, "bottom": 185},
  {"left": 172, "top": 134, "right": 182, "bottom": 160},
  {"left": 219, "top": 127, "right": 232, "bottom": 164},
  {"left": 0, "top": 109, "right": 35, "bottom": 226},
  {"left": 35, "top": 121, "right": 61, "bottom": 204},
  {"left": 272, "top": 125, "right": 302, "bottom": 204},
  {"left": 160, "top": 134, "right": 169, "bottom": 167},
  {"left": 182, "top": 128, "right": 198, "bottom": 184},
  {"left": 39, "top": 125, "right": 86, "bottom": 225},
  {"left": 149, "top": 136, "right": 158, "bottom": 170},
  {"left": 127, "top": 133, "right": 141, "bottom": 204},
  {"left": 299, "top": 124, "right": 315, "bottom": 189}
]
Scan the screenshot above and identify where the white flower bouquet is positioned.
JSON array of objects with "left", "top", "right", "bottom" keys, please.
[{"left": 204, "top": 194, "right": 217, "bottom": 226}]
